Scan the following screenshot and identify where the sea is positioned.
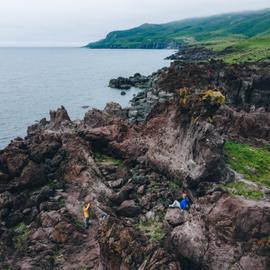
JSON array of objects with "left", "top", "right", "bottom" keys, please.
[{"left": 0, "top": 48, "right": 173, "bottom": 149}]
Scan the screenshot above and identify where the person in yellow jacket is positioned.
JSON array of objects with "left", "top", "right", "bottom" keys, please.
[{"left": 83, "top": 202, "right": 91, "bottom": 229}]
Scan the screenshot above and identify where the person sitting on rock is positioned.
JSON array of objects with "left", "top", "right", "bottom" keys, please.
[
  {"left": 169, "top": 192, "right": 190, "bottom": 210},
  {"left": 83, "top": 202, "right": 91, "bottom": 229}
]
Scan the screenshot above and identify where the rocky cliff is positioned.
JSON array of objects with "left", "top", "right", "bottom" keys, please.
[{"left": 0, "top": 60, "right": 269, "bottom": 270}]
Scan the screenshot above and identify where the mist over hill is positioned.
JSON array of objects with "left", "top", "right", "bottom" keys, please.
[{"left": 86, "top": 9, "right": 270, "bottom": 49}]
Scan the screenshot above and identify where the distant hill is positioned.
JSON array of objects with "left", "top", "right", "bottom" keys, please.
[
  {"left": 85, "top": 9, "right": 270, "bottom": 63},
  {"left": 86, "top": 9, "right": 270, "bottom": 49}
]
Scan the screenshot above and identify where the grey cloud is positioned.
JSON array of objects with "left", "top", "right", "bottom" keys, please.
[{"left": 0, "top": 0, "right": 269, "bottom": 46}]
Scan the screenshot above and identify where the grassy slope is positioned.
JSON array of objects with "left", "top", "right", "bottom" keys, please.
[
  {"left": 224, "top": 141, "right": 270, "bottom": 188},
  {"left": 86, "top": 9, "right": 270, "bottom": 63},
  {"left": 224, "top": 141, "right": 270, "bottom": 200},
  {"left": 202, "top": 34, "right": 270, "bottom": 63}
]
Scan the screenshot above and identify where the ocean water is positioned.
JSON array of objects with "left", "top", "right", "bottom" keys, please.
[{"left": 0, "top": 48, "right": 172, "bottom": 149}]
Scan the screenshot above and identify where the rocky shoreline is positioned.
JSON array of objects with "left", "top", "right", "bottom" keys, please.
[{"left": 0, "top": 57, "right": 270, "bottom": 269}]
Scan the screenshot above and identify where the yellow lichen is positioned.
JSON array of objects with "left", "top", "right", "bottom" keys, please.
[
  {"left": 177, "top": 87, "right": 190, "bottom": 108},
  {"left": 198, "top": 89, "right": 225, "bottom": 105}
]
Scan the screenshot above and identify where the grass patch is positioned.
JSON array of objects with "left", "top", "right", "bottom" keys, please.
[
  {"left": 136, "top": 218, "right": 167, "bottom": 242},
  {"left": 94, "top": 152, "right": 122, "bottom": 166},
  {"left": 202, "top": 38, "right": 243, "bottom": 52},
  {"left": 53, "top": 249, "right": 65, "bottom": 266},
  {"left": 13, "top": 223, "right": 30, "bottom": 251},
  {"left": 3, "top": 266, "right": 13, "bottom": 270},
  {"left": 168, "top": 180, "right": 182, "bottom": 193},
  {"left": 221, "top": 35, "right": 270, "bottom": 63},
  {"left": 58, "top": 197, "right": 65, "bottom": 208},
  {"left": 224, "top": 141, "right": 270, "bottom": 188},
  {"left": 202, "top": 35, "right": 270, "bottom": 63},
  {"left": 74, "top": 218, "right": 85, "bottom": 230},
  {"left": 225, "top": 181, "right": 264, "bottom": 200}
]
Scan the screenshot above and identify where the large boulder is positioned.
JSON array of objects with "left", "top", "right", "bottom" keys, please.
[
  {"left": 0, "top": 152, "right": 28, "bottom": 177},
  {"left": 214, "top": 105, "right": 270, "bottom": 144},
  {"left": 29, "top": 140, "right": 61, "bottom": 163},
  {"left": 165, "top": 208, "right": 187, "bottom": 227},
  {"left": 170, "top": 195, "right": 270, "bottom": 270},
  {"left": 117, "top": 200, "right": 141, "bottom": 217},
  {"left": 109, "top": 184, "right": 134, "bottom": 205},
  {"left": 18, "top": 161, "right": 47, "bottom": 189},
  {"left": 109, "top": 76, "right": 132, "bottom": 90},
  {"left": 171, "top": 220, "right": 208, "bottom": 266}
]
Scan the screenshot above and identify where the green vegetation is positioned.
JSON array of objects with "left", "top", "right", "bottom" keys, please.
[
  {"left": 85, "top": 9, "right": 270, "bottom": 63},
  {"left": 168, "top": 180, "right": 182, "bottom": 193},
  {"left": 203, "top": 35, "right": 270, "bottom": 63},
  {"left": 53, "top": 250, "right": 65, "bottom": 265},
  {"left": 3, "top": 266, "right": 13, "bottom": 270},
  {"left": 224, "top": 141, "right": 270, "bottom": 188},
  {"left": 94, "top": 152, "right": 123, "bottom": 166},
  {"left": 58, "top": 197, "right": 66, "bottom": 208},
  {"left": 86, "top": 9, "right": 270, "bottom": 60},
  {"left": 225, "top": 181, "right": 264, "bottom": 200},
  {"left": 74, "top": 218, "right": 85, "bottom": 230},
  {"left": 136, "top": 217, "right": 167, "bottom": 242},
  {"left": 13, "top": 223, "right": 30, "bottom": 251}
]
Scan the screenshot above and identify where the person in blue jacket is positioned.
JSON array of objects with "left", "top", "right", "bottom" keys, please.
[{"left": 169, "top": 192, "right": 190, "bottom": 210}]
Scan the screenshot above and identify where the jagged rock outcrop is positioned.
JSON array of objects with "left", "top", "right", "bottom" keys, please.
[
  {"left": 156, "top": 61, "right": 270, "bottom": 112},
  {"left": 213, "top": 105, "right": 270, "bottom": 145},
  {"left": 109, "top": 73, "right": 152, "bottom": 90},
  {"left": 97, "top": 217, "right": 180, "bottom": 270},
  {"left": 0, "top": 59, "right": 270, "bottom": 270},
  {"left": 169, "top": 194, "right": 270, "bottom": 270},
  {"left": 81, "top": 87, "right": 228, "bottom": 194},
  {"left": 49, "top": 105, "right": 71, "bottom": 128},
  {"left": 166, "top": 45, "right": 220, "bottom": 61}
]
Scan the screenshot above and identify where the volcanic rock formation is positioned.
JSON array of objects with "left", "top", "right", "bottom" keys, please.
[{"left": 0, "top": 60, "right": 270, "bottom": 270}]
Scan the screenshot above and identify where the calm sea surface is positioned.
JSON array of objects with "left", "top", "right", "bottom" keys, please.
[{"left": 0, "top": 48, "right": 172, "bottom": 149}]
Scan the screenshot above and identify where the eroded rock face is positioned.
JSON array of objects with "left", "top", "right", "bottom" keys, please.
[
  {"left": 165, "top": 208, "right": 186, "bottom": 227},
  {"left": 0, "top": 59, "right": 270, "bottom": 270},
  {"left": 213, "top": 105, "right": 270, "bottom": 145},
  {"left": 170, "top": 195, "right": 270, "bottom": 270},
  {"left": 106, "top": 103, "right": 227, "bottom": 195},
  {"left": 117, "top": 200, "right": 141, "bottom": 217},
  {"left": 156, "top": 61, "right": 270, "bottom": 112},
  {"left": 97, "top": 217, "right": 180, "bottom": 270},
  {"left": 0, "top": 133, "right": 107, "bottom": 269}
]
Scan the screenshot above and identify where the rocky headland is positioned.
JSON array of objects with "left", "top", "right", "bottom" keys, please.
[{"left": 0, "top": 58, "right": 270, "bottom": 269}]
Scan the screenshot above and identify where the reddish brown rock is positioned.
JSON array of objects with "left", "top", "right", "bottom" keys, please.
[
  {"left": 1, "top": 152, "right": 28, "bottom": 177},
  {"left": 19, "top": 161, "right": 47, "bottom": 188},
  {"left": 117, "top": 200, "right": 141, "bottom": 217},
  {"left": 97, "top": 217, "right": 180, "bottom": 270},
  {"left": 165, "top": 208, "right": 186, "bottom": 227},
  {"left": 171, "top": 195, "right": 270, "bottom": 270},
  {"left": 50, "top": 105, "right": 71, "bottom": 128}
]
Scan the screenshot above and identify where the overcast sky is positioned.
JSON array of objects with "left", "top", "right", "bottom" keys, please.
[{"left": 0, "top": 0, "right": 269, "bottom": 46}]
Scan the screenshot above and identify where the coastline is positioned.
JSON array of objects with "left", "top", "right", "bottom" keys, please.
[{"left": 0, "top": 48, "right": 270, "bottom": 269}]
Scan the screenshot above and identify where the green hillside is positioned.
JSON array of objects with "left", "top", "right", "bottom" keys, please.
[
  {"left": 203, "top": 34, "right": 270, "bottom": 63},
  {"left": 85, "top": 9, "right": 270, "bottom": 63}
]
